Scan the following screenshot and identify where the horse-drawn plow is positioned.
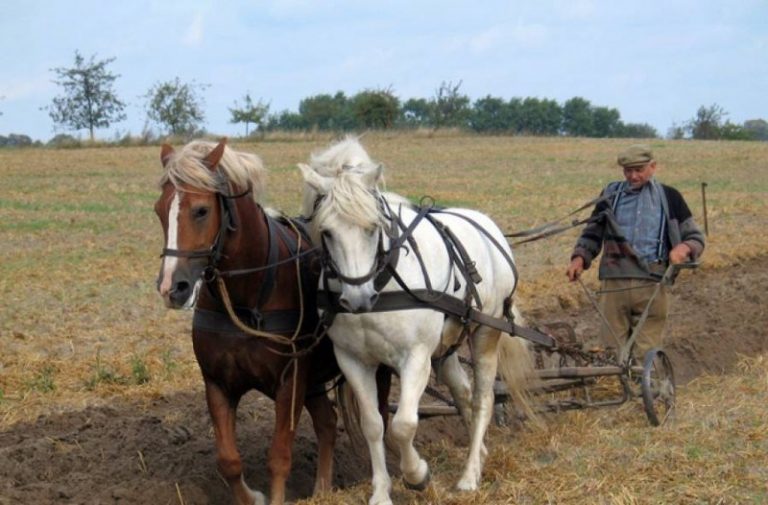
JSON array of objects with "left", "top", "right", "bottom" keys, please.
[{"left": 405, "top": 263, "right": 695, "bottom": 428}]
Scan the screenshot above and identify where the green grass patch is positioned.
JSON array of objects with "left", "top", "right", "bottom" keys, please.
[
  {"left": 130, "top": 355, "right": 151, "bottom": 385},
  {"left": 84, "top": 353, "right": 128, "bottom": 390},
  {"left": 26, "top": 365, "right": 56, "bottom": 394}
]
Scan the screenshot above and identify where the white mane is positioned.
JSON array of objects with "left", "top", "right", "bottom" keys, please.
[
  {"left": 313, "top": 171, "right": 386, "bottom": 233},
  {"left": 301, "top": 136, "right": 383, "bottom": 218}
]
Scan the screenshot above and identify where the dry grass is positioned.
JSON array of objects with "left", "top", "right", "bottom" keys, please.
[
  {"left": 299, "top": 356, "right": 768, "bottom": 505},
  {"left": 1, "top": 135, "right": 767, "bottom": 501}
]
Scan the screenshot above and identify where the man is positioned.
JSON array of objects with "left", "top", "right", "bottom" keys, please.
[{"left": 566, "top": 144, "right": 705, "bottom": 360}]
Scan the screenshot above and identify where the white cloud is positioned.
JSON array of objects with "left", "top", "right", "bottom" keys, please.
[{"left": 183, "top": 12, "right": 205, "bottom": 47}]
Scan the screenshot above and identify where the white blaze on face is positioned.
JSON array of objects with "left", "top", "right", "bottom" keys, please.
[{"left": 159, "top": 192, "right": 181, "bottom": 297}]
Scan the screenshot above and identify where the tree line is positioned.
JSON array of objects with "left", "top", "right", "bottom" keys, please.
[{"left": 2, "top": 51, "right": 767, "bottom": 146}]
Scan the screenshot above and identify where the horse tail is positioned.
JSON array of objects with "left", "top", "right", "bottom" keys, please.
[
  {"left": 335, "top": 380, "right": 368, "bottom": 452},
  {"left": 496, "top": 305, "right": 543, "bottom": 427},
  {"left": 335, "top": 368, "right": 397, "bottom": 459}
]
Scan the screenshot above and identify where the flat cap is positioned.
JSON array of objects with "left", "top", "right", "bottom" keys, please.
[{"left": 617, "top": 144, "right": 654, "bottom": 168}]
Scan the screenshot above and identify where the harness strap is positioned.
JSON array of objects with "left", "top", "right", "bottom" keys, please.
[
  {"left": 194, "top": 307, "right": 312, "bottom": 336},
  {"left": 423, "top": 213, "right": 482, "bottom": 309},
  {"left": 431, "top": 209, "right": 520, "bottom": 295},
  {"left": 386, "top": 202, "right": 435, "bottom": 292},
  {"left": 253, "top": 213, "right": 280, "bottom": 310},
  {"left": 317, "top": 289, "right": 556, "bottom": 348}
]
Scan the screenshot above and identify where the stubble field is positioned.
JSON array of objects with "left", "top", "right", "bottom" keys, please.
[{"left": 1, "top": 133, "right": 767, "bottom": 504}]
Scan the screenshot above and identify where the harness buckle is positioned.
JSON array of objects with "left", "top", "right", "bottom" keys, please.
[
  {"left": 203, "top": 266, "right": 218, "bottom": 283},
  {"left": 250, "top": 310, "right": 264, "bottom": 330}
]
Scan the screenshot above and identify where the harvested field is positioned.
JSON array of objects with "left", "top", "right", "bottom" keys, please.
[{"left": 1, "top": 135, "right": 767, "bottom": 504}]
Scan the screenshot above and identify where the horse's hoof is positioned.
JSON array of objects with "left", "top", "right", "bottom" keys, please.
[{"left": 403, "top": 467, "right": 431, "bottom": 492}]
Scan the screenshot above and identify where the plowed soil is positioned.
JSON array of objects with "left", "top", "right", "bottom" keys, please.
[{"left": 1, "top": 258, "right": 766, "bottom": 504}]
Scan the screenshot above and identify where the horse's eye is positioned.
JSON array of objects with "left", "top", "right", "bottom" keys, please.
[{"left": 193, "top": 207, "right": 209, "bottom": 220}]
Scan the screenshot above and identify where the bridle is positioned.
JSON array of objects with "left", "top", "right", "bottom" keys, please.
[
  {"left": 160, "top": 176, "right": 251, "bottom": 278},
  {"left": 318, "top": 192, "right": 407, "bottom": 292}
]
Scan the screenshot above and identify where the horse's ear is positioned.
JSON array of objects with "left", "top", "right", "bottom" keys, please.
[
  {"left": 160, "top": 143, "right": 174, "bottom": 167},
  {"left": 298, "top": 163, "right": 333, "bottom": 193},
  {"left": 203, "top": 138, "right": 227, "bottom": 171},
  {"left": 361, "top": 163, "right": 384, "bottom": 187}
]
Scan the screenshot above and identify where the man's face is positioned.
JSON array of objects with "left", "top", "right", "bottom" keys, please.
[{"left": 623, "top": 161, "right": 656, "bottom": 189}]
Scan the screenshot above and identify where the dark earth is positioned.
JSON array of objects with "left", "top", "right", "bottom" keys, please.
[{"left": 1, "top": 257, "right": 766, "bottom": 504}]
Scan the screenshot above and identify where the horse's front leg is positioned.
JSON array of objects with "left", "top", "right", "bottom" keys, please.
[
  {"left": 269, "top": 360, "right": 309, "bottom": 505},
  {"left": 205, "top": 380, "right": 265, "bottom": 505},
  {"left": 335, "top": 348, "right": 391, "bottom": 505},
  {"left": 304, "top": 389, "right": 337, "bottom": 495},
  {"left": 390, "top": 349, "right": 432, "bottom": 490},
  {"left": 456, "top": 328, "right": 501, "bottom": 491}
]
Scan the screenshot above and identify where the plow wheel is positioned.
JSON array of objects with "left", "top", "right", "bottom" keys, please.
[{"left": 641, "top": 348, "right": 676, "bottom": 426}]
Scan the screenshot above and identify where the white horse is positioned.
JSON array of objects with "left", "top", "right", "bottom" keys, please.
[{"left": 298, "top": 138, "right": 535, "bottom": 505}]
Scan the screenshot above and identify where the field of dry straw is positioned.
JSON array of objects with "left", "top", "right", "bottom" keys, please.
[{"left": 1, "top": 133, "right": 766, "bottom": 504}]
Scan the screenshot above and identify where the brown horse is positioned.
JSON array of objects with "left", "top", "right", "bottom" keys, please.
[{"left": 154, "top": 139, "right": 340, "bottom": 505}]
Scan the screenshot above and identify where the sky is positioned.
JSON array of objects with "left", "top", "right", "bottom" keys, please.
[{"left": 1, "top": 0, "right": 766, "bottom": 141}]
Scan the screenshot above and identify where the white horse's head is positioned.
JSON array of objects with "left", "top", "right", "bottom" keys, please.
[
  {"left": 299, "top": 138, "right": 388, "bottom": 312},
  {"left": 300, "top": 136, "right": 383, "bottom": 218}
]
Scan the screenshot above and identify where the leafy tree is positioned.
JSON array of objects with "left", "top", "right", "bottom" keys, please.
[
  {"left": 400, "top": 98, "right": 432, "bottom": 127},
  {"left": 591, "top": 106, "right": 622, "bottom": 137},
  {"left": 687, "top": 104, "right": 727, "bottom": 140},
  {"left": 469, "top": 95, "right": 512, "bottom": 133},
  {"left": 743, "top": 119, "right": 768, "bottom": 140},
  {"left": 519, "top": 97, "right": 562, "bottom": 135},
  {"left": 144, "top": 78, "right": 208, "bottom": 137},
  {"left": 350, "top": 88, "right": 400, "bottom": 129},
  {"left": 229, "top": 94, "right": 269, "bottom": 136},
  {"left": 667, "top": 123, "right": 686, "bottom": 140},
  {"left": 431, "top": 80, "right": 471, "bottom": 129},
  {"left": 0, "top": 134, "right": 33, "bottom": 147},
  {"left": 562, "top": 96, "right": 594, "bottom": 137},
  {"left": 299, "top": 91, "right": 352, "bottom": 130},
  {"left": 617, "top": 122, "right": 658, "bottom": 139},
  {"left": 45, "top": 51, "right": 126, "bottom": 142},
  {"left": 264, "top": 110, "right": 307, "bottom": 131},
  {"left": 47, "top": 133, "right": 81, "bottom": 148},
  {"left": 719, "top": 121, "right": 752, "bottom": 140},
  {"left": 506, "top": 98, "right": 525, "bottom": 133}
]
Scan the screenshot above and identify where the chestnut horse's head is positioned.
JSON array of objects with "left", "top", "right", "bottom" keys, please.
[{"left": 154, "top": 139, "right": 265, "bottom": 309}]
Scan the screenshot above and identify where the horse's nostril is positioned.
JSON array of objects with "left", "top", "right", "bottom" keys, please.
[
  {"left": 369, "top": 293, "right": 379, "bottom": 308},
  {"left": 175, "top": 281, "right": 190, "bottom": 294}
]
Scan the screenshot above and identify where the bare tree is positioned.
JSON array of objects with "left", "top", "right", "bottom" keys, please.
[{"left": 431, "top": 80, "right": 470, "bottom": 130}]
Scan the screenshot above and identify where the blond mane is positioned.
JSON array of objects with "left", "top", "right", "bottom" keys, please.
[{"left": 160, "top": 140, "right": 267, "bottom": 202}]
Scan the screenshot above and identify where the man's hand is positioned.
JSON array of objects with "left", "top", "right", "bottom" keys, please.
[
  {"left": 566, "top": 256, "right": 585, "bottom": 282},
  {"left": 669, "top": 243, "right": 692, "bottom": 265}
]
